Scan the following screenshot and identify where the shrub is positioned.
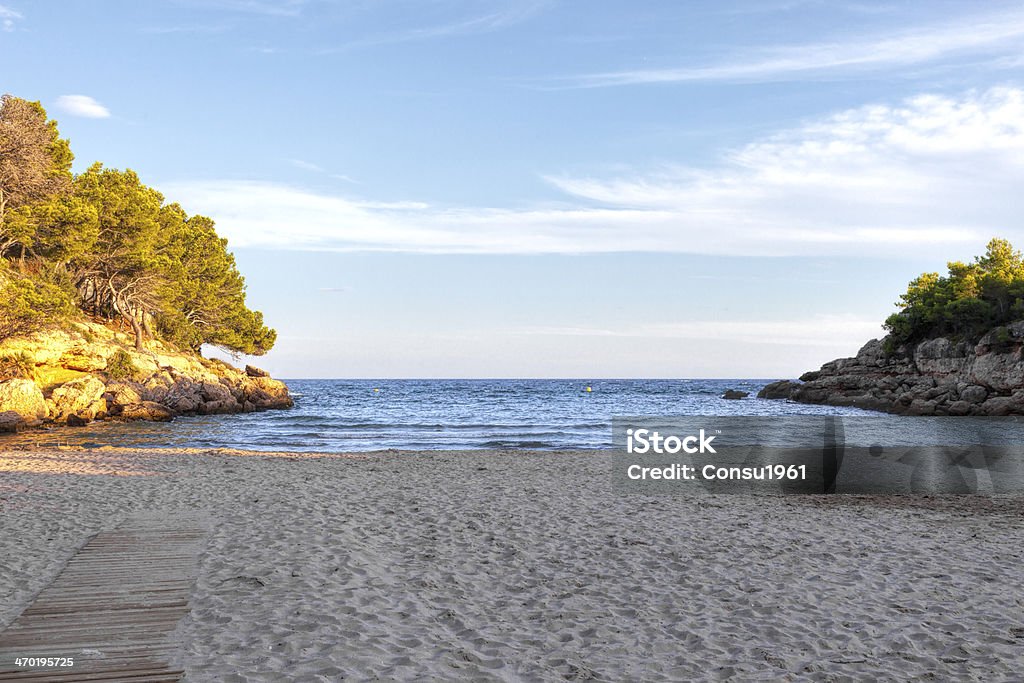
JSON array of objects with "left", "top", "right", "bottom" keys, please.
[
  {"left": 884, "top": 238, "right": 1024, "bottom": 347},
  {"left": 0, "top": 352, "right": 35, "bottom": 381},
  {"left": 0, "top": 267, "right": 76, "bottom": 341},
  {"left": 105, "top": 349, "right": 140, "bottom": 381}
]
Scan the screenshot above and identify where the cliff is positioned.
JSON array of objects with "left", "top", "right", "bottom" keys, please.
[
  {"left": 0, "top": 321, "right": 292, "bottom": 433},
  {"left": 758, "top": 322, "right": 1024, "bottom": 416}
]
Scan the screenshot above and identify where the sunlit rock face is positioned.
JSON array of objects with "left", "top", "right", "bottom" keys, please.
[{"left": 0, "top": 321, "right": 292, "bottom": 429}]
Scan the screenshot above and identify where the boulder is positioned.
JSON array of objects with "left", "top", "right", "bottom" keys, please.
[
  {"left": 200, "top": 381, "right": 234, "bottom": 403},
  {"left": 50, "top": 376, "right": 107, "bottom": 422},
  {"left": 119, "top": 401, "right": 175, "bottom": 422},
  {"left": 904, "top": 398, "right": 938, "bottom": 416},
  {"left": 946, "top": 400, "right": 972, "bottom": 416},
  {"left": 757, "top": 380, "right": 799, "bottom": 400},
  {"left": 979, "top": 396, "right": 1020, "bottom": 416},
  {"left": 59, "top": 347, "right": 110, "bottom": 372},
  {"left": 66, "top": 414, "right": 90, "bottom": 427},
  {"left": 0, "top": 379, "right": 47, "bottom": 420},
  {"left": 0, "top": 410, "right": 28, "bottom": 433},
  {"left": 969, "top": 351, "right": 1024, "bottom": 392},
  {"left": 243, "top": 376, "right": 293, "bottom": 408},
  {"left": 245, "top": 364, "right": 270, "bottom": 378},
  {"left": 959, "top": 384, "right": 988, "bottom": 404},
  {"left": 722, "top": 389, "right": 749, "bottom": 400},
  {"left": 107, "top": 382, "right": 143, "bottom": 407},
  {"left": 198, "top": 399, "right": 242, "bottom": 415}
]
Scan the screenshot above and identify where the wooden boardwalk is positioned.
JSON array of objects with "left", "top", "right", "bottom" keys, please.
[{"left": 0, "top": 514, "right": 209, "bottom": 682}]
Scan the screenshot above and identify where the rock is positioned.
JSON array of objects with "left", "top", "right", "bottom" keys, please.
[
  {"left": 959, "top": 384, "right": 988, "bottom": 404},
  {"left": 947, "top": 400, "right": 972, "bottom": 416},
  {"left": 198, "top": 399, "right": 241, "bottom": 415},
  {"left": 243, "top": 376, "right": 293, "bottom": 409},
  {"left": 119, "top": 401, "right": 175, "bottom": 422},
  {"left": 200, "top": 381, "right": 234, "bottom": 403},
  {"left": 245, "top": 365, "right": 270, "bottom": 378},
  {"left": 107, "top": 382, "right": 143, "bottom": 407},
  {"left": 66, "top": 414, "right": 90, "bottom": 427},
  {"left": 757, "top": 380, "right": 799, "bottom": 400},
  {"left": 969, "top": 351, "right": 1024, "bottom": 392},
  {"left": 167, "top": 396, "right": 199, "bottom": 414},
  {"left": 905, "top": 398, "right": 938, "bottom": 416},
  {"left": 0, "top": 410, "right": 27, "bottom": 433},
  {"left": 980, "top": 396, "right": 1020, "bottom": 416},
  {"left": 722, "top": 389, "right": 749, "bottom": 400},
  {"left": 50, "top": 376, "right": 107, "bottom": 422},
  {"left": 59, "top": 349, "right": 109, "bottom": 372},
  {"left": 0, "top": 379, "right": 47, "bottom": 420},
  {"left": 0, "top": 320, "right": 293, "bottom": 427},
  {"left": 758, "top": 320, "right": 1024, "bottom": 415},
  {"left": 913, "top": 338, "right": 971, "bottom": 375}
]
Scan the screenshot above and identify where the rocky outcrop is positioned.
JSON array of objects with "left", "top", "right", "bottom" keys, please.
[
  {"left": 722, "top": 389, "right": 749, "bottom": 400},
  {"left": 0, "top": 379, "right": 46, "bottom": 422},
  {"left": 758, "top": 321, "right": 1024, "bottom": 415},
  {"left": 50, "top": 376, "right": 107, "bottom": 422},
  {"left": 0, "top": 321, "right": 292, "bottom": 429}
]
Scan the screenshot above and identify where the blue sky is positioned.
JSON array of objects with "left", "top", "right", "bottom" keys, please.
[{"left": 3, "top": 0, "right": 1024, "bottom": 377}]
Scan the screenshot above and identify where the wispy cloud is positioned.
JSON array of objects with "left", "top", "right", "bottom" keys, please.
[
  {"left": 288, "top": 158, "right": 361, "bottom": 184},
  {"left": 288, "top": 158, "right": 324, "bottom": 172},
  {"left": 54, "top": 95, "right": 111, "bottom": 119},
  {"left": 171, "top": 0, "right": 305, "bottom": 17},
  {"left": 0, "top": 4, "right": 21, "bottom": 32},
  {"left": 320, "top": 1, "right": 547, "bottom": 52},
  {"left": 509, "top": 315, "right": 885, "bottom": 348},
  {"left": 557, "top": 9, "right": 1024, "bottom": 87},
  {"left": 140, "top": 24, "right": 229, "bottom": 35},
  {"left": 164, "top": 87, "right": 1024, "bottom": 257}
]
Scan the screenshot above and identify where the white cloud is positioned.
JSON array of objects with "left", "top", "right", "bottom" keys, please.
[
  {"left": 559, "top": 9, "right": 1024, "bottom": 87},
  {"left": 54, "top": 95, "right": 111, "bottom": 119},
  {"left": 0, "top": 4, "right": 21, "bottom": 32},
  {"left": 164, "top": 87, "right": 1024, "bottom": 257}
]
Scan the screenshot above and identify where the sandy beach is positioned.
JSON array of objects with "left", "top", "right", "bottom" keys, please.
[{"left": 1, "top": 446, "right": 1023, "bottom": 681}]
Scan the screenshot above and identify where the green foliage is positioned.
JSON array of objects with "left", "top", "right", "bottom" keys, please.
[
  {"left": 155, "top": 206, "right": 276, "bottom": 355},
  {"left": 884, "top": 238, "right": 1024, "bottom": 347},
  {"left": 104, "top": 349, "right": 140, "bottom": 381},
  {"left": 0, "top": 95, "right": 73, "bottom": 256},
  {"left": 0, "top": 263, "right": 76, "bottom": 340},
  {"left": 0, "top": 94, "right": 277, "bottom": 355},
  {"left": 0, "top": 352, "right": 35, "bottom": 381}
]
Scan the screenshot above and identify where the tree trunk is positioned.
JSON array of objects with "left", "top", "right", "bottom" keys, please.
[{"left": 131, "top": 315, "right": 144, "bottom": 351}]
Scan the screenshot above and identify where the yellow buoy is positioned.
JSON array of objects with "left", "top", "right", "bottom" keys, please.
[
  {"left": 586, "top": 386, "right": 592, "bottom": 392},
  {"left": 373, "top": 388, "right": 380, "bottom": 393}
]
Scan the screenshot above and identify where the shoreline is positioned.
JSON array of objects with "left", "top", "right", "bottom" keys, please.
[{"left": 2, "top": 447, "right": 1022, "bottom": 680}]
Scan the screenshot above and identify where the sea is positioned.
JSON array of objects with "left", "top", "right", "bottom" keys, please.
[{"left": 1, "top": 379, "right": 879, "bottom": 452}]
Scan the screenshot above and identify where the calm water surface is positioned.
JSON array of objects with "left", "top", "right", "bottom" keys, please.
[{"left": 1, "top": 379, "right": 880, "bottom": 452}]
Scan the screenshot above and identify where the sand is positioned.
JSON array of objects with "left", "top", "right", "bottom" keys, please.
[{"left": 1, "top": 446, "right": 1023, "bottom": 681}]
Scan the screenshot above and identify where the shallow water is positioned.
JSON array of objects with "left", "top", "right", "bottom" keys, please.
[{"left": 1, "top": 379, "right": 879, "bottom": 452}]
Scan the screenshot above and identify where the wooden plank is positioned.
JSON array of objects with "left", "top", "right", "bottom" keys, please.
[{"left": 0, "top": 514, "right": 209, "bottom": 682}]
